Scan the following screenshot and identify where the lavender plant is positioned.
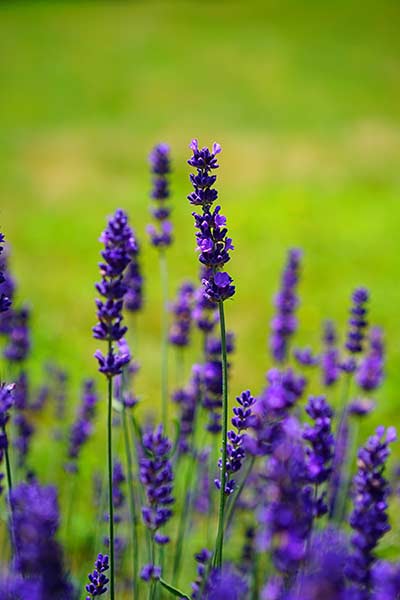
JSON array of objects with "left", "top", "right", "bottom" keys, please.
[{"left": 1, "top": 142, "right": 400, "bottom": 600}]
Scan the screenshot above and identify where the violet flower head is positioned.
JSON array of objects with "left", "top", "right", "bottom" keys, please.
[
  {"left": 191, "top": 549, "right": 212, "bottom": 599},
  {"left": 4, "top": 306, "right": 31, "bottom": 362},
  {"left": 342, "top": 288, "right": 369, "bottom": 373},
  {"left": 66, "top": 379, "right": 99, "bottom": 468},
  {"left": 140, "top": 425, "right": 174, "bottom": 543},
  {"left": 257, "top": 419, "right": 313, "bottom": 575},
  {"left": 303, "top": 395, "right": 334, "bottom": 517},
  {"left": 85, "top": 553, "right": 109, "bottom": 598},
  {"left": 293, "top": 347, "right": 318, "bottom": 367},
  {"left": 372, "top": 561, "right": 400, "bottom": 600},
  {"left": 93, "top": 209, "right": 134, "bottom": 377},
  {"left": 204, "top": 565, "right": 248, "bottom": 600},
  {"left": 188, "top": 140, "right": 235, "bottom": 303},
  {"left": 169, "top": 281, "right": 195, "bottom": 347},
  {"left": 248, "top": 367, "right": 306, "bottom": 456},
  {"left": 11, "top": 482, "right": 73, "bottom": 599},
  {"left": 147, "top": 143, "right": 173, "bottom": 248},
  {"left": 356, "top": 326, "right": 384, "bottom": 392},
  {"left": 346, "top": 426, "right": 397, "bottom": 594},
  {"left": 270, "top": 248, "right": 302, "bottom": 363},
  {"left": 321, "top": 320, "right": 340, "bottom": 386},
  {"left": 172, "top": 363, "right": 202, "bottom": 453},
  {"left": 215, "top": 390, "right": 256, "bottom": 495},
  {"left": 0, "top": 232, "right": 12, "bottom": 314},
  {"left": 124, "top": 231, "right": 143, "bottom": 312}
]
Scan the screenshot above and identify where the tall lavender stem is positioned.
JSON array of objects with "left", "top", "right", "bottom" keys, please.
[
  {"left": 213, "top": 300, "right": 228, "bottom": 568},
  {"left": 106, "top": 361, "right": 115, "bottom": 600},
  {"left": 122, "top": 404, "right": 139, "bottom": 599}
]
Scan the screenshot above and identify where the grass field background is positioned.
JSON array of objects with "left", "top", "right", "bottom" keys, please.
[{"left": 1, "top": 0, "right": 400, "bottom": 478}]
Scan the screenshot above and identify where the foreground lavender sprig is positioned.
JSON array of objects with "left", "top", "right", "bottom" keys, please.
[
  {"left": 346, "top": 426, "right": 396, "bottom": 597},
  {"left": 85, "top": 553, "right": 109, "bottom": 599},
  {"left": 11, "top": 482, "right": 73, "bottom": 599},
  {"left": 270, "top": 248, "right": 302, "bottom": 363},
  {"left": 93, "top": 208, "right": 135, "bottom": 600},
  {"left": 188, "top": 139, "right": 234, "bottom": 568}
]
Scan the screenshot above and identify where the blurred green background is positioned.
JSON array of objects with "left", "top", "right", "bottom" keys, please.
[{"left": 1, "top": 0, "right": 400, "bottom": 441}]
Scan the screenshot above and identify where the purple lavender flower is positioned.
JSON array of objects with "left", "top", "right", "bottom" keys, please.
[
  {"left": 248, "top": 367, "right": 306, "bottom": 456},
  {"left": 372, "top": 561, "right": 400, "bottom": 600},
  {"left": 188, "top": 140, "right": 235, "bottom": 303},
  {"left": 204, "top": 565, "right": 248, "bottom": 600},
  {"left": 66, "top": 379, "right": 98, "bottom": 469},
  {"left": 341, "top": 288, "right": 369, "bottom": 372},
  {"left": 124, "top": 232, "right": 143, "bottom": 312},
  {"left": 172, "top": 364, "right": 202, "bottom": 453},
  {"left": 140, "top": 425, "right": 174, "bottom": 543},
  {"left": 287, "top": 527, "right": 350, "bottom": 600},
  {"left": 93, "top": 209, "right": 135, "bottom": 377},
  {"left": 0, "top": 233, "right": 12, "bottom": 314},
  {"left": 11, "top": 482, "right": 73, "bottom": 599},
  {"left": 140, "top": 564, "right": 161, "bottom": 582},
  {"left": 293, "top": 347, "right": 318, "bottom": 367},
  {"left": 346, "top": 426, "right": 397, "bottom": 595},
  {"left": 257, "top": 418, "right": 313, "bottom": 576},
  {"left": 321, "top": 320, "right": 340, "bottom": 386},
  {"left": 147, "top": 143, "right": 173, "bottom": 248},
  {"left": 85, "top": 553, "right": 109, "bottom": 598},
  {"left": 169, "top": 281, "right": 195, "bottom": 346},
  {"left": 0, "top": 574, "right": 42, "bottom": 600},
  {"left": 303, "top": 396, "right": 334, "bottom": 517},
  {"left": 215, "top": 390, "right": 256, "bottom": 495},
  {"left": 269, "top": 248, "right": 302, "bottom": 363},
  {"left": 356, "top": 327, "right": 384, "bottom": 391},
  {"left": 13, "top": 413, "right": 34, "bottom": 468},
  {"left": 191, "top": 549, "right": 212, "bottom": 599},
  {"left": 3, "top": 306, "right": 30, "bottom": 362}
]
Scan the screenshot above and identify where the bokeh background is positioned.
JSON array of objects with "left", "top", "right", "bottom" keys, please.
[{"left": 1, "top": 0, "right": 400, "bottom": 472}]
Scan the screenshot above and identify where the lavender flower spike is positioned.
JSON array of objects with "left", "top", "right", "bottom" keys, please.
[
  {"left": 85, "top": 553, "right": 109, "bottom": 598},
  {"left": 147, "top": 143, "right": 173, "bottom": 248},
  {"left": 169, "top": 281, "right": 195, "bottom": 347},
  {"left": 341, "top": 287, "right": 369, "bottom": 373},
  {"left": 124, "top": 230, "right": 144, "bottom": 312},
  {"left": 346, "top": 426, "right": 397, "bottom": 595},
  {"left": 321, "top": 320, "right": 340, "bottom": 386},
  {"left": 0, "top": 232, "right": 12, "bottom": 313},
  {"left": 93, "top": 208, "right": 135, "bottom": 377},
  {"left": 188, "top": 140, "right": 235, "bottom": 303},
  {"left": 269, "top": 248, "right": 302, "bottom": 363},
  {"left": 356, "top": 326, "right": 384, "bottom": 391}
]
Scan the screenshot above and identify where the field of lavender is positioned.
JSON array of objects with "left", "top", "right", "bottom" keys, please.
[{"left": 1, "top": 1, "right": 400, "bottom": 598}]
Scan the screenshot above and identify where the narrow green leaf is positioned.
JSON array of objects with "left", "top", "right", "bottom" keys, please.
[{"left": 159, "top": 577, "right": 191, "bottom": 599}]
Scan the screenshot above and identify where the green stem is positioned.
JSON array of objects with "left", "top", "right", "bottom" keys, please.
[
  {"left": 107, "top": 373, "right": 115, "bottom": 600},
  {"left": 122, "top": 405, "right": 139, "bottom": 599},
  {"left": 159, "top": 251, "right": 169, "bottom": 432},
  {"left": 212, "top": 300, "right": 229, "bottom": 569},
  {"left": 2, "top": 426, "right": 13, "bottom": 493}
]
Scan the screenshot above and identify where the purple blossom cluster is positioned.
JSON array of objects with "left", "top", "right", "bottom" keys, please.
[
  {"left": 147, "top": 143, "right": 173, "bottom": 248},
  {"left": 66, "top": 379, "right": 99, "bottom": 470},
  {"left": 215, "top": 390, "right": 256, "bottom": 495},
  {"left": 139, "top": 425, "right": 174, "bottom": 542},
  {"left": 93, "top": 209, "right": 135, "bottom": 377},
  {"left": 356, "top": 327, "right": 384, "bottom": 392},
  {"left": 270, "top": 248, "right": 302, "bottom": 363},
  {"left": 85, "top": 553, "right": 109, "bottom": 598},
  {"left": 188, "top": 140, "right": 235, "bottom": 303},
  {"left": 169, "top": 281, "right": 195, "bottom": 347},
  {"left": 124, "top": 233, "right": 143, "bottom": 312},
  {"left": 0, "top": 232, "right": 12, "bottom": 314}
]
